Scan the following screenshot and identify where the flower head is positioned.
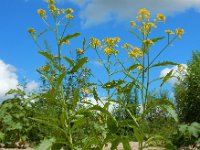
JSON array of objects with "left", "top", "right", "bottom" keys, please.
[
  {"left": 76, "top": 48, "right": 84, "bottom": 54},
  {"left": 90, "top": 37, "right": 101, "bottom": 49},
  {"left": 137, "top": 8, "right": 150, "bottom": 20},
  {"left": 66, "top": 8, "right": 74, "bottom": 13},
  {"left": 46, "top": 0, "right": 55, "bottom": 4},
  {"left": 104, "top": 47, "right": 113, "bottom": 56},
  {"left": 66, "top": 14, "right": 74, "bottom": 20},
  {"left": 176, "top": 28, "right": 184, "bottom": 39},
  {"left": 156, "top": 14, "right": 166, "bottom": 22},
  {"left": 143, "top": 39, "right": 154, "bottom": 47},
  {"left": 28, "top": 28, "right": 36, "bottom": 34},
  {"left": 128, "top": 47, "right": 143, "bottom": 58},
  {"left": 130, "top": 21, "right": 136, "bottom": 28},
  {"left": 48, "top": 5, "right": 57, "bottom": 12},
  {"left": 37, "top": 9, "right": 46, "bottom": 18},
  {"left": 165, "top": 30, "right": 174, "bottom": 35}
]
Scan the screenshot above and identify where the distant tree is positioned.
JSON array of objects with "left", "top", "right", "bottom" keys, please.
[{"left": 174, "top": 51, "right": 200, "bottom": 123}]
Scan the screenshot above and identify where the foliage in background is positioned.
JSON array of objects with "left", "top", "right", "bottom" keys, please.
[{"left": 174, "top": 51, "right": 200, "bottom": 123}]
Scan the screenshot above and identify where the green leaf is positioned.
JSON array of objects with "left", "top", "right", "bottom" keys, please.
[
  {"left": 61, "top": 32, "right": 81, "bottom": 44},
  {"left": 69, "top": 57, "right": 88, "bottom": 73},
  {"left": 63, "top": 56, "right": 74, "bottom": 67},
  {"left": 121, "top": 138, "right": 131, "bottom": 150},
  {"left": 111, "top": 137, "right": 121, "bottom": 150},
  {"left": 102, "top": 80, "right": 125, "bottom": 89},
  {"left": 82, "top": 37, "right": 86, "bottom": 50},
  {"left": 72, "top": 90, "right": 79, "bottom": 110},
  {"left": 150, "top": 61, "right": 178, "bottom": 68},
  {"left": 152, "top": 36, "right": 165, "bottom": 43},
  {"left": 35, "top": 137, "right": 56, "bottom": 150},
  {"left": 127, "top": 64, "right": 141, "bottom": 72},
  {"left": 38, "top": 51, "right": 60, "bottom": 70},
  {"left": 162, "top": 105, "right": 178, "bottom": 122},
  {"left": 160, "top": 70, "right": 173, "bottom": 87},
  {"left": 56, "top": 71, "right": 68, "bottom": 89}
]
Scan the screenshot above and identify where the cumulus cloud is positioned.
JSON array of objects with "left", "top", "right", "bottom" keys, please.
[
  {"left": 0, "top": 60, "right": 19, "bottom": 101},
  {"left": 69, "top": 0, "right": 200, "bottom": 27},
  {"left": 160, "top": 64, "right": 187, "bottom": 85},
  {"left": 0, "top": 60, "right": 39, "bottom": 102}
]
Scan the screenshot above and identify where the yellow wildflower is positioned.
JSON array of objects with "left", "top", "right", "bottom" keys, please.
[
  {"left": 46, "top": 0, "right": 55, "bottom": 4},
  {"left": 143, "top": 39, "right": 154, "bottom": 46},
  {"left": 137, "top": 65, "right": 143, "bottom": 70},
  {"left": 37, "top": 9, "right": 46, "bottom": 18},
  {"left": 81, "top": 88, "right": 91, "bottom": 94},
  {"left": 176, "top": 28, "right": 184, "bottom": 39},
  {"left": 66, "top": 14, "right": 74, "bottom": 20},
  {"left": 48, "top": 5, "right": 57, "bottom": 12},
  {"left": 137, "top": 8, "right": 150, "bottom": 19},
  {"left": 104, "top": 47, "right": 113, "bottom": 56},
  {"left": 66, "top": 8, "right": 74, "bottom": 13},
  {"left": 115, "top": 37, "right": 120, "bottom": 42},
  {"left": 130, "top": 21, "right": 136, "bottom": 28},
  {"left": 157, "top": 13, "right": 166, "bottom": 21},
  {"left": 177, "top": 64, "right": 186, "bottom": 71},
  {"left": 122, "top": 43, "right": 129, "bottom": 49},
  {"left": 40, "top": 66, "right": 49, "bottom": 72},
  {"left": 90, "top": 37, "right": 101, "bottom": 49},
  {"left": 28, "top": 28, "right": 36, "bottom": 34},
  {"left": 128, "top": 47, "right": 143, "bottom": 58},
  {"left": 76, "top": 48, "right": 84, "bottom": 54},
  {"left": 147, "top": 22, "right": 157, "bottom": 28},
  {"left": 165, "top": 30, "right": 174, "bottom": 35}
]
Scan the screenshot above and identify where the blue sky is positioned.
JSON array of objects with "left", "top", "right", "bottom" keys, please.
[{"left": 0, "top": 0, "right": 200, "bottom": 100}]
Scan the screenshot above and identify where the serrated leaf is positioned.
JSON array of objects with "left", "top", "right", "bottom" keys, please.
[
  {"left": 35, "top": 137, "right": 55, "bottom": 150},
  {"left": 102, "top": 80, "right": 125, "bottom": 89},
  {"left": 152, "top": 36, "right": 165, "bottom": 43},
  {"left": 69, "top": 57, "right": 88, "bottom": 73},
  {"left": 160, "top": 70, "right": 173, "bottom": 87},
  {"left": 151, "top": 61, "right": 178, "bottom": 68},
  {"left": 63, "top": 56, "right": 74, "bottom": 66},
  {"left": 61, "top": 32, "right": 80, "bottom": 44}
]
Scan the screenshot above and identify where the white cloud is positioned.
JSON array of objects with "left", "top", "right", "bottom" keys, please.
[
  {"left": 24, "top": 80, "right": 39, "bottom": 94},
  {"left": 160, "top": 64, "right": 187, "bottom": 85},
  {"left": 0, "top": 60, "right": 39, "bottom": 103},
  {"left": 69, "top": 0, "right": 200, "bottom": 27},
  {"left": 0, "top": 60, "right": 19, "bottom": 102}
]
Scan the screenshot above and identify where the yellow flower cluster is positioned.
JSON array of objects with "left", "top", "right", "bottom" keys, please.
[
  {"left": 143, "top": 39, "right": 154, "bottom": 47},
  {"left": 66, "top": 14, "right": 74, "bottom": 20},
  {"left": 46, "top": 0, "right": 55, "bottom": 4},
  {"left": 28, "top": 28, "right": 36, "bottom": 34},
  {"left": 40, "top": 66, "right": 49, "bottom": 72},
  {"left": 176, "top": 28, "right": 184, "bottom": 39},
  {"left": 76, "top": 48, "right": 84, "bottom": 54},
  {"left": 177, "top": 64, "right": 186, "bottom": 71},
  {"left": 130, "top": 21, "right": 136, "bottom": 28},
  {"left": 66, "top": 8, "right": 74, "bottom": 13},
  {"left": 165, "top": 30, "right": 174, "bottom": 35},
  {"left": 156, "top": 14, "right": 166, "bottom": 22},
  {"left": 37, "top": 9, "right": 46, "bottom": 18},
  {"left": 137, "top": 8, "right": 150, "bottom": 20},
  {"left": 128, "top": 47, "right": 143, "bottom": 58},
  {"left": 104, "top": 37, "right": 120, "bottom": 46},
  {"left": 90, "top": 37, "right": 101, "bottom": 49},
  {"left": 104, "top": 47, "right": 113, "bottom": 56},
  {"left": 81, "top": 88, "right": 91, "bottom": 94}
]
